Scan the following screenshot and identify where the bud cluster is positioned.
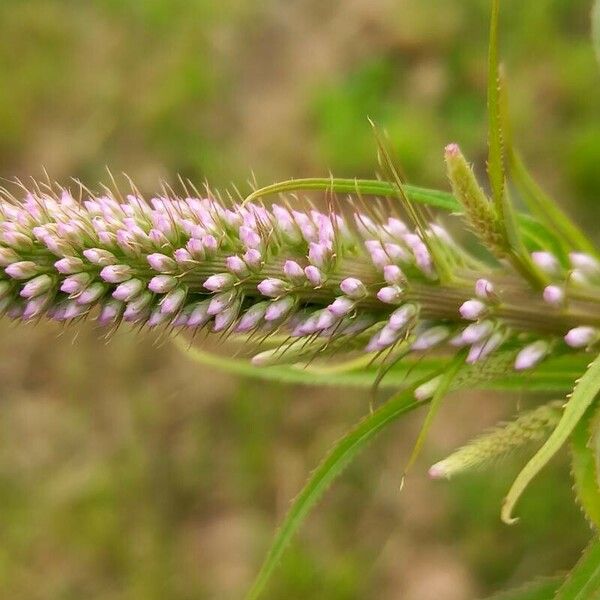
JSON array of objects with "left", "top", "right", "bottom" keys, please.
[{"left": 0, "top": 188, "right": 599, "bottom": 374}]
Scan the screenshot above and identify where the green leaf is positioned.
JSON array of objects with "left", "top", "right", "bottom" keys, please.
[
  {"left": 174, "top": 337, "right": 588, "bottom": 393},
  {"left": 502, "top": 353, "right": 600, "bottom": 524},
  {"left": 244, "top": 377, "right": 437, "bottom": 600},
  {"left": 244, "top": 177, "right": 458, "bottom": 211},
  {"left": 487, "top": 0, "right": 506, "bottom": 217},
  {"left": 555, "top": 537, "right": 600, "bottom": 599},
  {"left": 404, "top": 352, "right": 466, "bottom": 475},
  {"left": 509, "top": 150, "right": 597, "bottom": 258},
  {"left": 483, "top": 577, "right": 563, "bottom": 599},
  {"left": 243, "top": 177, "right": 564, "bottom": 258},
  {"left": 570, "top": 407, "right": 600, "bottom": 530},
  {"left": 593, "top": 0, "right": 600, "bottom": 68}
]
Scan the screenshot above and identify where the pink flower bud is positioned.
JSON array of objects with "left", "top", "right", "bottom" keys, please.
[
  {"left": 61, "top": 273, "right": 92, "bottom": 294},
  {"left": 340, "top": 277, "right": 366, "bottom": 299},
  {"left": 226, "top": 255, "right": 249, "bottom": 277},
  {"left": 236, "top": 302, "right": 268, "bottom": 332},
  {"left": 466, "top": 331, "right": 504, "bottom": 364},
  {"left": 5, "top": 261, "right": 38, "bottom": 280},
  {"left": 475, "top": 278, "right": 495, "bottom": 300},
  {"left": 257, "top": 278, "right": 287, "bottom": 298},
  {"left": 377, "top": 286, "right": 403, "bottom": 305},
  {"left": 412, "top": 326, "right": 450, "bottom": 351},
  {"left": 174, "top": 248, "right": 193, "bottom": 264},
  {"left": 543, "top": 285, "right": 564, "bottom": 307},
  {"left": 20, "top": 274, "right": 52, "bottom": 298},
  {"left": 243, "top": 249, "right": 262, "bottom": 269},
  {"left": 100, "top": 264, "right": 133, "bottom": 284},
  {"left": 283, "top": 260, "right": 305, "bottom": 282},
  {"left": 565, "top": 326, "right": 598, "bottom": 348},
  {"left": 304, "top": 266, "right": 323, "bottom": 286},
  {"left": 0, "top": 247, "right": 19, "bottom": 267},
  {"left": 316, "top": 309, "right": 338, "bottom": 330},
  {"left": 204, "top": 273, "right": 235, "bottom": 292},
  {"left": 148, "top": 275, "right": 177, "bottom": 294},
  {"left": 385, "top": 217, "right": 408, "bottom": 238},
  {"left": 77, "top": 283, "right": 106, "bottom": 305},
  {"left": 123, "top": 292, "right": 153, "bottom": 322},
  {"left": 147, "top": 309, "right": 170, "bottom": 328},
  {"left": 23, "top": 293, "right": 51, "bottom": 320},
  {"left": 327, "top": 296, "right": 354, "bottom": 317},
  {"left": 265, "top": 297, "right": 295, "bottom": 322},
  {"left": 54, "top": 257, "right": 85, "bottom": 274},
  {"left": 201, "top": 234, "right": 218, "bottom": 254},
  {"left": 214, "top": 300, "right": 241, "bottom": 332},
  {"left": 461, "top": 320, "right": 494, "bottom": 345},
  {"left": 187, "top": 302, "right": 211, "bottom": 328},
  {"left": 97, "top": 299, "right": 124, "bottom": 326},
  {"left": 160, "top": 287, "right": 187, "bottom": 315},
  {"left": 83, "top": 248, "right": 116, "bottom": 266},
  {"left": 308, "top": 242, "right": 331, "bottom": 268},
  {"left": 389, "top": 303, "right": 418, "bottom": 330},
  {"left": 570, "top": 253, "right": 600, "bottom": 275},
  {"left": 112, "top": 279, "right": 144, "bottom": 302},
  {"left": 532, "top": 251, "right": 560, "bottom": 275},
  {"left": 207, "top": 290, "right": 236, "bottom": 316},
  {"left": 383, "top": 264, "right": 404, "bottom": 285},
  {"left": 514, "top": 340, "right": 550, "bottom": 371},
  {"left": 459, "top": 299, "right": 486, "bottom": 320},
  {"left": 147, "top": 252, "right": 177, "bottom": 272},
  {"left": 186, "top": 238, "right": 205, "bottom": 259},
  {"left": 239, "top": 225, "right": 261, "bottom": 249},
  {"left": 384, "top": 243, "right": 410, "bottom": 262}
]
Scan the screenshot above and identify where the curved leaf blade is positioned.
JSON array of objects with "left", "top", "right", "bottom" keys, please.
[
  {"left": 174, "top": 337, "right": 587, "bottom": 393},
  {"left": 593, "top": 0, "right": 600, "bottom": 68},
  {"left": 502, "top": 353, "right": 600, "bottom": 524},
  {"left": 244, "top": 378, "right": 436, "bottom": 599}
]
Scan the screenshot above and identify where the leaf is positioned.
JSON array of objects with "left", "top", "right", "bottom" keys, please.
[
  {"left": 509, "top": 150, "right": 597, "bottom": 258},
  {"left": 502, "top": 353, "right": 600, "bottom": 524},
  {"left": 482, "top": 577, "right": 563, "bottom": 599},
  {"left": 174, "top": 336, "right": 588, "bottom": 393},
  {"left": 243, "top": 177, "right": 563, "bottom": 258},
  {"left": 487, "top": 0, "right": 506, "bottom": 217},
  {"left": 570, "top": 406, "right": 600, "bottom": 530},
  {"left": 244, "top": 376, "right": 438, "bottom": 600},
  {"left": 404, "top": 352, "right": 466, "bottom": 475},
  {"left": 593, "top": 0, "right": 600, "bottom": 68},
  {"left": 244, "top": 177, "right": 459, "bottom": 211},
  {"left": 554, "top": 537, "right": 600, "bottom": 599}
]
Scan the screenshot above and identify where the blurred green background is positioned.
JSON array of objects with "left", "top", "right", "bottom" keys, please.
[{"left": 0, "top": 1, "right": 598, "bottom": 598}]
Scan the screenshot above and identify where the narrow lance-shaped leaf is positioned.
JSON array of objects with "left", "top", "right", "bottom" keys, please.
[
  {"left": 487, "top": 0, "right": 506, "bottom": 217},
  {"left": 403, "top": 351, "right": 467, "bottom": 476},
  {"left": 243, "top": 176, "right": 566, "bottom": 254},
  {"left": 502, "top": 353, "right": 600, "bottom": 524},
  {"left": 244, "top": 377, "right": 438, "bottom": 600},
  {"left": 593, "top": 0, "right": 600, "bottom": 68}
]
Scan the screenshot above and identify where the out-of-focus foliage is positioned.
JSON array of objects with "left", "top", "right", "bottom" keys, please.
[{"left": 0, "top": 1, "right": 598, "bottom": 598}]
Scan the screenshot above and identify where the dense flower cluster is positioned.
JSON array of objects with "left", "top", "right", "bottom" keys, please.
[{"left": 0, "top": 187, "right": 598, "bottom": 378}]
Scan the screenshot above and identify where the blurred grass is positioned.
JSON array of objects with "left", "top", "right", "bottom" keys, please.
[{"left": 0, "top": 1, "right": 599, "bottom": 598}]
